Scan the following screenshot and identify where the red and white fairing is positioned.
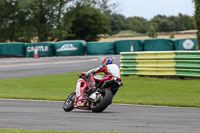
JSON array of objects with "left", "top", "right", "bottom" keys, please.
[
  {"left": 74, "top": 78, "right": 89, "bottom": 108},
  {"left": 74, "top": 63, "right": 121, "bottom": 109}
]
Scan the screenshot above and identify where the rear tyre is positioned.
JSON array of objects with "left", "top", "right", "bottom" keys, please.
[
  {"left": 90, "top": 89, "right": 113, "bottom": 113},
  {"left": 63, "top": 91, "right": 75, "bottom": 112}
]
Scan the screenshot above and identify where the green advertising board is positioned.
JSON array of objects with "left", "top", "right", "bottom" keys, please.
[
  {"left": 25, "top": 42, "right": 55, "bottom": 57},
  {"left": 115, "top": 39, "right": 143, "bottom": 54},
  {"left": 54, "top": 41, "right": 85, "bottom": 56},
  {"left": 59, "top": 40, "right": 86, "bottom": 46},
  {"left": 86, "top": 42, "right": 115, "bottom": 55},
  {"left": 0, "top": 42, "right": 25, "bottom": 57},
  {"left": 144, "top": 38, "right": 174, "bottom": 51},
  {"left": 174, "top": 38, "right": 197, "bottom": 50}
]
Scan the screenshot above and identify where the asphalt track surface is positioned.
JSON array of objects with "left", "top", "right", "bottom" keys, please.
[
  {"left": 0, "top": 99, "right": 200, "bottom": 133},
  {"left": 0, "top": 55, "right": 120, "bottom": 79},
  {"left": 1, "top": 56, "right": 200, "bottom": 133}
]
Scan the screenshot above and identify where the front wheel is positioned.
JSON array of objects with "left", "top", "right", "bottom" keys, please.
[
  {"left": 90, "top": 89, "right": 113, "bottom": 113},
  {"left": 63, "top": 91, "right": 75, "bottom": 112}
]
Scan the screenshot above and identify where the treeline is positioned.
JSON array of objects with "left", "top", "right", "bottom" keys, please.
[
  {"left": 0, "top": 0, "right": 196, "bottom": 42},
  {"left": 110, "top": 13, "right": 196, "bottom": 35},
  {"left": 0, "top": 0, "right": 111, "bottom": 42}
]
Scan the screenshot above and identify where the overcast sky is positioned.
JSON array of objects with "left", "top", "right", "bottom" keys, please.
[{"left": 111, "top": 0, "right": 195, "bottom": 19}]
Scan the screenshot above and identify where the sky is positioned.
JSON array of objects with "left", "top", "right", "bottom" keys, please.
[{"left": 111, "top": 0, "right": 195, "bottom": 19}]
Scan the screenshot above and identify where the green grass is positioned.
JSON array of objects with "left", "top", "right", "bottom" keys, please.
[
  {"left": 114, "top": 76, "right": 200, "bottom": 107},
  {"left": 0, "top": 129, "right": 131, "bottom": 133},
  {"left": 0, "top": 72, "right": 200, "bottom": 107},
  {"left": 0, "top": 72, "right": 79, "bottom": 100}
]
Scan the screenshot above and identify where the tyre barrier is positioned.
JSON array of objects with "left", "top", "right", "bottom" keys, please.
[
  {"left": 86, "top": 41, "right": 115, "bottom": 55},
  {"left": 143, "top": 38, "right": 174, "bottom": 51},
  {"left": 120, "top": 51, "right": 200, "bottom": 77},
  {"left": 25, "top": 42, "right": 55, "bottom": 57},
  {"left": 55, "top": 40, "right": 86, "bottom": 56},
  {"left": 0, "top": 38, "right": 198, "bottom": 57},
  {"left": 0, "top": 42, "right": 25, "bottom": 57},
  {"left": 174, "top": 38, "right": 197, "bottom": 50},
  {"left": 115, "top": 39, "right": 143, "bottom": 54}
]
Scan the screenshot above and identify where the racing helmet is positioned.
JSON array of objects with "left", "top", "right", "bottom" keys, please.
[{"left": 102, "top": 57, "right": 113, "bottom": 65}]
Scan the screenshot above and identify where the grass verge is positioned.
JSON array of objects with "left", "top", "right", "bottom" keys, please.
[{"left": 0, "top": 72, "right": 200, "bottom": 107}]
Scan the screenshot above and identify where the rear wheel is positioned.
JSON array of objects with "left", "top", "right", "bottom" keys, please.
[
  {"left": 90, "top": 89, "right": 113, "bottom": 113},
  {"left": 63, "top": 91, "right": 75, "bottom": 112}
]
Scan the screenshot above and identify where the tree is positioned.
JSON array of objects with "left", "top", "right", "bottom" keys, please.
[
  {"left": 150, "top": 14, "right": 196, "bottom": 32},
  {"left": 98, "top": 0, "right": 117, "bottom": 15},
  {"left": 109, "top": 14, "right": 129, "bottom": 34},
  {"left": 19, "top": 0, "right": 73, "bottom": 41},
  {"left": 194, "top": 0, "right": 200, "bottom": 49},
  {"left": 127, "top": 17, "right": 148, "bottom": 33},
  {"left": 63, "top": 4, "right": 110, "bottom": 41},
  {"left": 158, "top": 19, "right": 175, "bottom": 32},
  {"left": 150, "top": 15, "right": 169, "bottom": 32},
  {"left": 0, "top": 0, "right": 29, "bottom": 42},
  {"left": 148, "top": 26, "right": 157, "bottom": 38},
  {"left": 99, "top": 0, "right": 111, "bottom": 14},
  {"left": 72, "top": 0, "right": 97, "bottom": 8},
  {"left": 169, "top": 33, "right": 175, "bottom": 38},
  {"left": 74, "top": 0, "right": 116, "bottom": 15},
  {"left": 175, "top": 13, "right": 194, "bottom": 31}
]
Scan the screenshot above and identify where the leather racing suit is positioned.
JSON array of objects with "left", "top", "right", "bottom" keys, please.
[{"left": 85, "top": 63, "right": 120, "bottom": 95}]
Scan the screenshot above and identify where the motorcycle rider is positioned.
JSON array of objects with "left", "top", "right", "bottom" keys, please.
[{"left": 83, "top": 57, "right": 120, "bottom": 96}]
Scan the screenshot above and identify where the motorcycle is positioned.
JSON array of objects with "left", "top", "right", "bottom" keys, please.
[{"left": 63, "top": 71, "right": 123, "bottom": 113}]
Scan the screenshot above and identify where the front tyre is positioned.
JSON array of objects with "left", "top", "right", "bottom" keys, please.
[
  {"left": 63, "top": 91, "right": 75, "bottom": 112},
  {"left": 90, "top": 89, "right": 113, "bottom": 113}
]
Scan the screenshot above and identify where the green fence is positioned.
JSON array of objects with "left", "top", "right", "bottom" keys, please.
[
  {"left": 25, "top": 42, "right": 55, "bottom": 57},
  {"left": 174, "top": 38, "right": 197, "bottom": 50},
  {"left": 0, "top": 38, "right": 198, "bottom": 58},
  {"left": 120, "top": 51, "right": 200, "bottom": 77},
  {"left": 115, "top": 39, "right": 143, "bottom": 54},
  {"left": 0, "top": 42, "right": 25, "bottom": 57},
  {"left": 54, "top": 41, "right": 85, "bottom": 56},
  {"left": 59, "top": 40, "right": 86, "bottom": 46},
  {"left": 144, "top": 38, "right": 174, "bottom": 51},
  {"left": 86, "top": 41, "right": 115, "bottom": 55}
]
